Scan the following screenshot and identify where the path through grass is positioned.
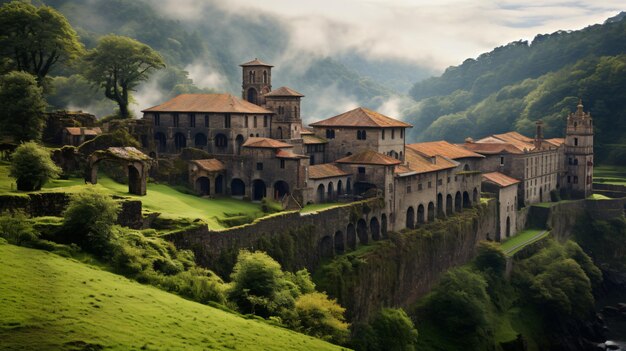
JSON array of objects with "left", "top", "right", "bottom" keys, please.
[
  {"left": 500, "top": 228, "right": 549, "bottom": 255},
  {"left": 0, "top": 243, "right": 344, "bottom": 351}
]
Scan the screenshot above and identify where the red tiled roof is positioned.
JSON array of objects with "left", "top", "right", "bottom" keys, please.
[
  {"left": 264, "top": 86, "right": 304, "bottom": 97},
  {"left": 192, "top": 159, "right": 225, "bottom": 172},
  {"left": 407, "top": 141, "right": 484, "bottom": 159},
  {"left": 302, "top": 134, "right": 327, "bottom": 145},
  {"left": 336, "top": 150, "right": 401, "bottom": 166},
  {"left": 142, "top": 94, "right": 272, "bottom": 114},
  {"left": 459, "top": 142, "right": 523, "bottom": 155},
  {"left": 308, "top": 164, "right": 350, "bottom": 179},
  {"left": 482, "top": 172, "right": 520, "bottom": 188},
  {"left": 240, "top": 58, "right": 273, "bottom": 67},
  {"left": 300, "top": 128, "right": 315, "bottom": 135},
  {"left": 481, "top": 132, "right": 535, "bottom": 152},
  {"left": 309, "top": 107, "right": 412, "bottom": 128},
  {"left": 65, "top": 127, "right": 102, "bottom": 136},
  {"left": 546, "top": 138, "right": 565, "bottom": 146},
  {"left": 403, "top": 147, "right": 458, "bottom": 174},
  {"left": 242, "top": 137, "right": 293, "bottom": 149},
  {"left": 275, "top": 150, "right": 308, "bottom": 159}
]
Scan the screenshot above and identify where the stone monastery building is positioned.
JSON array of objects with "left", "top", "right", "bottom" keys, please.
[{"left": 139, "top": 59, "right": 593, "bottom": 241}]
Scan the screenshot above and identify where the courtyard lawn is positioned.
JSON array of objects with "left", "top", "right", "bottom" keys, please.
[
  {"left": 0, "top": 162, "right": 264, "bottom": 229},
  {"left": 0, "top": 243, "right": 343, "bottom": 351},
  {"left": 500, "top": 228, "right": 549, "bottom": 256}
]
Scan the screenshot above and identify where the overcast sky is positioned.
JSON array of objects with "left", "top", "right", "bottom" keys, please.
[{"left": 158, "top": 0, "right": 624, "bottom": 71}]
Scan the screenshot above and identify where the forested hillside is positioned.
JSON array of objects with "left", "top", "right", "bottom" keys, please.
[
  {"left": 405, "top": 12, "right": 626, "bottom": 164},
  {"left": 19, "top": 0, "right": 432, "bottom": 120}
]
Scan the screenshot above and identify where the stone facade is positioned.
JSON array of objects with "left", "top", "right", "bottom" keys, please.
[{"left": 563, "top": 101, "right": 594, "bottom": 198}]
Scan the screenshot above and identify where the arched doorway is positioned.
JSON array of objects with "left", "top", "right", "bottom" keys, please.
[
  {"left": 337, "top": 180, "right": 343, "bottom": 196},
  {"left": 357, "top": 219, "right": 368, "bottom": 245},
  {"left": 354, "top": 182, "right": 376, "bottom": 196},
  {"left": 455, "top": 191, "right": 462, "bottom": 212},
  {"left": 327, "top": 182, "right": 334, "bottom": 201},
  {"left": 247, "top": 88, "right": 258, "bottom": 104},
  {"left": 347, "top": 223, "right": 356, "bottom": 250},
  {"left": 427, "top": 202, "right": 435, "bottom": 222},
  {"left": 437, "top": 193, "right": 444, "bottom": 218},
  {"left": 417, "top": 204, "right": 425, "bottom": 224},
  {"left": 128, "top": 165, "right": 142, "bottom": 195},
  {"left": 406, "top": 206, "right": 415, "bottom": 229},
  {"left": 154, "top": 132, "right": 166, "bottom": 153},
  {"left": 215, "top": 175, "right": 224, "bottom": 194},
  {"left": 252, "top": 179, "right": 266, "bottom": 201},
  {"left": 320, "top": 236, "right": 333, "bottom": 258},
  {"left": 195, "top": 177, "right": 210, "bottom": 196},
  {"left": 274, "top": 181, "right": 289, "bottom": 199},
  {"left": 346, "top": 178, "right": 352, "bottom": 195},
  {"left": 334, "top": 231, "right": 345, "bottom": 254},
  {"left": 174, "top": 133, "right": 186, "bottom": 152},
  {"left": 446, "top": 194, "right": 453, "bottom": 215},
  {"left": 370, "top": 217, "right": 380, "bottom": 241},
  {"left": 473, "top": 188, "right": 478, "bottom": 203},
  {"left": 235, "top": 134, "right": 244, "bottom": 155},
  {"left": 214, "top": 133, "right": 227, "bottom": 151},
  {"left": 231, "top": 178, "right": 245, "bottom": 196},
  {"left": 317, "top": 184, "right": 325, "bottom": 203},
  {"left": 463, "top": 191, "right": 471, "bottom": 208},
  {"left": 194, "top": 133, "right": 207, "bottom": 148},
  {"left": 381, "top": 214, "right": 388, "bottom": 238},
  {"left": 506, "top": 216, "right": 511, "bottom": 238}
]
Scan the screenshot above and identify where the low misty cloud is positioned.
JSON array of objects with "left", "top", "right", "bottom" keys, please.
[
  {"left": 184, "top": 61, "right": 229, "bottom": 91},
  {"left": 154, "top": 0, "right": 624, "bottom": 71}
]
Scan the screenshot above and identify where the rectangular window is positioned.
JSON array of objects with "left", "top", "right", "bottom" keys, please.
[
  {"left": 264, "top": 115, "right": 268, "bottom": 127},
  {"left": 437, "top": 179, "right": 443, "bottom": 186},
  {"left": 173, "top": 113, "right": 179, "bottom": 127},
  {"left": 189, "top": 113, "right": 195, "bottom": 127},
  {"left": 447, "top": 177, "right": 450, "bottom": 183},
  {"left": 326, "top": 129, "right": 335, "bottom": 139},
  {"left": 358, "top": 167, "right": 366, "bottom": 174},
  {"left": 574, "top": 137, "right": 578, "bottom": 146},
  {"left": 204, "top": 115, "right": 209, "bottom": 127},
  {"left": 406, "top": 185, "right": 412, "bottom": 193},
  {"left": 280, "top": 159, "right": 285, "bottom": 169},
  {"left": 567, "top": 175, "right": 571, "bottom": 183},
  {"left": 245, "top": 115, "right": 249, "bottom": 128},
  {"left": 225, "top": 114, "right": 231, "bottom": 128},
  {"left": 382, "top": 130, "right": 385, "bottom": 140},
  {"left": 391, "top": 129, "right": 395, "bottom": 139},
  {"left": 400, "top": 129, "right": 404, "bottom": 138},
  {"left": 256, "top": 162, "right": 263, "bottom": 171},
  {"left": 154, "top": 113, "right": 160, "bottom": 126},
  {"left": 500, "top": 156, "right": 504, "bottom": 166},
  {"left": 428, "top": 181, "right": 432, "bottom": 188},
  {"left": 454, "top": 175, "right": 458, "bottom": 182},
  {"left": 418, "top": 183, "right": 423, "bottom": 191},
  {"left": 253, "top": 116, "right": 257, "bottom": 128}
]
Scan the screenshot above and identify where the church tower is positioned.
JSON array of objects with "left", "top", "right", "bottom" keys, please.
[
  {"left": 564, "top": 99, "right": 594, "bottom": 198},
  {"left": 240, "top": 58, "right": 273, "bottom": 106}
]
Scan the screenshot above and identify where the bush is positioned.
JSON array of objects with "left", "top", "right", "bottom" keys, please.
[
  {"left": 474, "top": 241, "right": 507, "bottom": 276},
  {"left": 354, "top": 308, "right": 418, "bottom": 351},
  {"left": 0, "top": 211, "right": 39, "bottom": 245},
  {"left": 9, "top": 142, "right": 61, "bottom": 191},
  {"left": 291, "top": 292, "right": 349, "bottom": 344}
]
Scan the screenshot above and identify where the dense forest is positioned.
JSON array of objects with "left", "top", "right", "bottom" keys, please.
[{"left": 404, "top": 12, "right": 626, "bottom": 164}]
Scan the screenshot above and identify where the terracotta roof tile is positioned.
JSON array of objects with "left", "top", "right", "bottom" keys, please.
[
  {"left": 264, "top": 86, "right": 304, "bottom": 97},
  {"left": 65, "top": 127, "right": 102, "bottom": 136},
  {"left": 336, "top": 150, "right": 401, "bottom": 166},
  {"left": 302, "top": 134, "right": 328, "bottom": 145},
  {"left": 310, "top": 107, "right": 412, "bottom": 128},
  {"left": 482, "top": 172, "right": 520, "bottom": 188},
  {"left": 308, "top": 164, "right": 350, "bottom": 179},
  {"left": 479, "top": 132, "right": 535, "bottom": 152},
  {"left": 275, "top": 150, "right": 308, "bottom": 159},
  {"left": 192, "top": 159, "right": 225, "bottom": 172},
  {"left": 546, "top": 138, "right": 565, "bottom": 146},
  {"left": 459, "top": 142, "right": 523, "bottom": 155},
  {"left": 240, "top": 58, "right": 273, "bottom": 67},
  {"left": 242, "top": 137, "right": 293, "bottom": 149},
  {"left": 407, "top": 141, "right": 484, "bottom": 159},
  {"left": 142, "top": 94, "right": 272, "bottom": 114},
  {"left": 300, "top": 128, "right": 315, "bottom": 135},
  {"left": 403, "top": 147, "right": 458, "bottom": 174}
]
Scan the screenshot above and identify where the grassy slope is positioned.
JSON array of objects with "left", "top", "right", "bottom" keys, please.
[
  {"left": 594, "top": 165, "right": 626, "bottom": 186},
  {"left": 0, "top": 243, "right": 345, "bottom": 351},
  {"left": 0, "top": 161, "right": 262, "bottom": 229},
  {"left": 500, "top": 229, "right": 548, "bottom": 255}
]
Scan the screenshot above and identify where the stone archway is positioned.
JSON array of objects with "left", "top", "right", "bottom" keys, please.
[
  {"left": 455, "top": 191, "right": 462, "bottom": 212},
  {"left": 154, "top": 132, "right": 166, "bottom": 153},
  {"left": 174, "top": 132, "right": 186, "bottom": 152},
  {"left": 215, "top": 175, "right": 224, "bottom": 194},
  {"left": 87, "top": 147, "right": 151, "bottom": 196},
  {"left": 334, "top": 230, "right": 345, "bottom": 254},
  {"left": 327, "top": 182, "right": 334, "bottom": 201},
  {"left": 247, "top": 88, "right": 258, "bottom": 104},
  {"left": 463, "top": 191, "right": 471, "bottom": 208},
  {"left": 317, "top": 184, "right": 325, "bottom": 203},
  {"left": 195, "top": 176, "right": 210, "bottom": 196},
  {"left": 320, "top": 235, "right": 333, "bottom": 258},
  {"left": 370, "top": 217, "right": 380, "bottom": 241},
  {"left": 347, "top": 223, "right": 356, "bottom": 250},
  {"left": 427, "top": 202, "right": 435, "bottom": 222},
  {"left": 252, "top": 179, "right": 266, "bottom": 201},
  {"left": 417, "top": 204, "right": 425, "bottom": 224},
  {"left": 231, "top": 178, "right": 245, "bottom": 196},
  {"left": 357, "top": 219, "right": 368, "bottom": 245},
  {"left": 446, "top": 194, "right": 453, "bottom": 215},
  {"left": 194, "top": 133, "right": 207, "bottom": 148},
  {"left": 406, "top": 206, "right": 415, "bottom": 229},
  {"left": 236, "top": 134, "right": 244, "bottom": 155},
  {"left": 274, "top": 180, "right": 290, "bottom": 199},
  {"left": 437, "top": 193, "right": 444, "bottom": 218}
]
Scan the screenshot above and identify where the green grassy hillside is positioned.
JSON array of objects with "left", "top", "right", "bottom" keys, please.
[{"left": 0, "top": 242, "right": 345, "bottom": 351}]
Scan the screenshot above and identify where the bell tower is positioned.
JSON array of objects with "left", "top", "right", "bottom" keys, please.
[
  {"left": 564, "top": 99, "right": 594, "bottom": 198},
  {"left": 240, "top": 58, "right": 272, "bottom": 106}
]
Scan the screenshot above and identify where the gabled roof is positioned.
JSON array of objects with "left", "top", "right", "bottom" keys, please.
[
  {"left": 264, "top": 86, "right": 304, "bottom": 97},
  {"left": 275, "top": 150, "right": 308, "bottom": 159},
  {"left": 336, "top": 150, "right": 401, "bottom": 166},
  {"left": 308, "top": 164, "right": 350, "bottom": 179},
  {"left": 482, "top": 172, "right": 520, "bottom": 188},
  {"left": 142, "top": 94, "right": 272, "bottom": 114},
  {"left": 402, "top": 147, "right": 458, "bottom": 175},
  {"left": 240, "top": 58, "right": 273, "bottom": 67},
  {"left": 65, "top": 127, "right": 102, "bottom": 136},
  {"left": 407, "top": 141, "right": 484, "bottom": 160},
  {"left": 459, "top": 142, "right": 523, "bottom": 155},
  {"left": 191, "top": 159, "right": 225, "bottom": 172},
  {"left": 478, "top": 132, "right": 535, "bottom": 152},
  {"left": 302, "top": 134, "right": 328, "bottom": 145},
  {"left": 242, "top": 137, "right": 293, "bottom": 149},
  {"left": 309, "top": 107, "right": 412, "bottom": 128},
  {"left": 546, "top": 138, "right": 565, "bottom": 147}
]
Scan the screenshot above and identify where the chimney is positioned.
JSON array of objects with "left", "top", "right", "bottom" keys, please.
[{"left": 534, "top": 120, "right": 544, "bottom": 150}]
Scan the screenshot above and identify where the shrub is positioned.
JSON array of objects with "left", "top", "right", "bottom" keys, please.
[
  {"left": 474, "top": 241, "right": 507, "bottom": 276},
  {"left": 9, "top": 142, "right": 61, "bottom": 191},
  {"left": 0, "top": 211, "right": 39, "bottom": 245},
  {"left": 291, "top": 292, "right": 349, "bottom": 344}
]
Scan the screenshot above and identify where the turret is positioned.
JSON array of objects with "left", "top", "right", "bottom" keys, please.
[
  {"left": 240, "top": 58, "right": 273, "bottom": 106},
  {"left": 564, "top": 99, "right": 594, "bottom": 198}
]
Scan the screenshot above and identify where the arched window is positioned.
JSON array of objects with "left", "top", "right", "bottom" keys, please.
[
  {"left": 263, "top": 70, "right": 268, "bottom": 84},
  {"left": 249, "top": 71, "right": 254, "bottom": 83},
  {"left": 215, "top": 134, "right": 227, "bottom": 148}
]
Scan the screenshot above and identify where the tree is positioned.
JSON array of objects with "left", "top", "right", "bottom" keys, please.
[
  {"left": 474, "top": 241, "right": 507, "bottom": 276},
  {"left": 370, "top": 308, "right": 419, "bottom": 351},
  {"left": 9, "top": 141, "right": 60, "bottom": 191},
  {"left": 292, "top": 292, "right": 349, "bottom": 344},
  {"left": 0, "top": 71, "right": 46, "bottom": 142},
  {"left": 0, "top": 1, "right": 84, "bottom": 84},
  {"left": 84, "top": 35, "right": 165, "bottom": 118},
  {"left": 62, "top": 188, "right": 120, "bottom": 256}
]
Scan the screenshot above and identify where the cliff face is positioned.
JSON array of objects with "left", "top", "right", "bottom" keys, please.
[{"left": 315, "top": 200, "right": 497, "bottom": 322}]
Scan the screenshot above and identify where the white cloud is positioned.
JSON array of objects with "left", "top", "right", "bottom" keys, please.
[{"left": 184, "top": 61, "right": 228, "bottom": 90}]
